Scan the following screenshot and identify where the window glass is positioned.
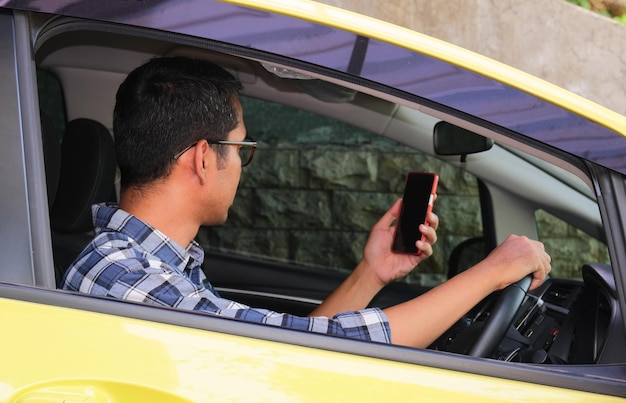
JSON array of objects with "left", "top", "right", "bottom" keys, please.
[
  {"left": 37, "top": 69, "right": 66, "bottom": 210},
  {"left": 37, "top": 69, "right": 66, "bottom": 135},
  {"left": 535, "top": 209, "right": 609, "bottom": 279},
  {"left": 197, "top": 96, "right": 483, "bottom": 287}
]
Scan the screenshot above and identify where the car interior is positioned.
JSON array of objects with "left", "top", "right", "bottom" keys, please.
[{"left": 31, "top": 12, "right": 626, "bottom": 370}]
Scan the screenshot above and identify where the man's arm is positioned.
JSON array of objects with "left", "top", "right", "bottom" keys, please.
[
  {"left": 310, "top": 199, "right": 438, "bottom": 317},
  {"left": 308, "top": 201, "right": 551, "bottom": 349},
  {"left": 384, "top": 235, "right": 551, "bottom": 348}
]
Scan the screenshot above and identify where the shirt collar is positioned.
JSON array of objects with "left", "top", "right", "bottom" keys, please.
[{"left": 92, "top": 203, "right": 204, "bottom": 273}]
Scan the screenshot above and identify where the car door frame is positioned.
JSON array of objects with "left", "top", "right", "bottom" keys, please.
[{"left": 0, "top": 10, "right": 55, "bottom": 287}]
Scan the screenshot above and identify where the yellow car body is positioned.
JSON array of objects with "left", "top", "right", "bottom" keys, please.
[{"left": 2, "top": 297, "right": 620, "bottom": 402}]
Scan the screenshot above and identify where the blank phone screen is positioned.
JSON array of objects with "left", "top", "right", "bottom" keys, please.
[{"left": 392, "top": 173, "right": 436, "bottom": 254}]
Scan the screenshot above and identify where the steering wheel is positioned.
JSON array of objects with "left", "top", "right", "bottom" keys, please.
[{"left": 468, "top": 275, "right": 532, "bottom": 357}]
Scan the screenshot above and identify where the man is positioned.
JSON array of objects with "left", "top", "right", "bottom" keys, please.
[{"left": 62, "top": 57, "right": 551, "bottom": 348}]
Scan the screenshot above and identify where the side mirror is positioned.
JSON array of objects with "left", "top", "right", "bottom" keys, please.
[{"left": 433, "top": 121, "right": 494, "bottom": 160}]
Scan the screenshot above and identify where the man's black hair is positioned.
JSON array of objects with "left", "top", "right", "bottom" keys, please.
[{"left": 114, "top": 56, "right": 242, "bottom": 188}]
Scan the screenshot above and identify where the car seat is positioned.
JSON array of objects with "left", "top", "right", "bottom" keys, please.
[{"left": 48, "top": 118, "right": 117, "bottom": 287}]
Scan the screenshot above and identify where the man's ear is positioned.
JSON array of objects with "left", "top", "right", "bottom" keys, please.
[{"left": 193, "top": 140, "right": 213, "bottom": 184}]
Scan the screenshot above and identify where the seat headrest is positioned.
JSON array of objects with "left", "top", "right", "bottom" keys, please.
[{"left": 50, "top": 118, "right": 116, "bottom": 233}]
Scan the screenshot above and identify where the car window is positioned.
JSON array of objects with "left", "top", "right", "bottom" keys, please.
[
  {"left": 37, "top": 69, "right": 66, "bottom": 135},
  {"left": 535, "top": 209, "right": 609, "bottom": 279},
  {"left": 197, "top": 95, "right": 483, "bottom": 288}
]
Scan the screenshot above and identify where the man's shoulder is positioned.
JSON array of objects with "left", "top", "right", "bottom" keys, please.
[
  {"left": 62, "top": 232, "right": 174, "bottom": 292},
  {"left": 62, "top": 230, "right": 144, "bottom": 280},
  {"left": 92, "top": 229, "right": 137, "bottom": 248}
]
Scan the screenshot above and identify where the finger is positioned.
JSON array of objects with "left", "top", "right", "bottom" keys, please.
[
  {"left": 534, "top": 242, "right": 551, "bottom": 274},
  {"left": 530, "top": 265, "right": 549, "bottom": 290},
  {"left": 415, "top": 240, "right": 433, "bottom": 258},
  {"left": 542, "top": 251, "right": 552, "bottom": 277},
  {"left": 426, "top": 211, "right": 439, "bottom": 230},
  {"left": 530, "top": 249, "right": 552, "bottom": 290},
  {"left": 378, "top": 198, "right": 403, "bottom": 229},
  {"left": 419, "top": 224, "right": 437, "bottom": 245}
]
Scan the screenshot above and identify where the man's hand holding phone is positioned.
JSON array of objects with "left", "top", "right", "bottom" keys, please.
[
  {"left": 392, "top": 172, "right": 439, "bottom": 255},
  {"left": 358, "top": 175, "right": 439, "bottom": 288},
  {"left": 311, "top": 197, "right": 438, "bottom": 317}
]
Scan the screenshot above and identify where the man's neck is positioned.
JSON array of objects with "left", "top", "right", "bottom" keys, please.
[{"left": 119, "top": 185, "right": 199, "bottom": 248}]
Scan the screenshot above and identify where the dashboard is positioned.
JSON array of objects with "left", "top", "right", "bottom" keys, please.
[{"left": 435, "top": 262, "right": 626, "bottom": 364}]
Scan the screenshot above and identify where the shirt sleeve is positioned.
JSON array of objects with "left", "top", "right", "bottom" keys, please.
[{"left": 109, "top": 268, "right": 392, "bottom": 344}]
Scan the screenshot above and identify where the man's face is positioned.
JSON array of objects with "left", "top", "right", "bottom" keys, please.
[{"left": 204, "top": 97, "right": 247, "bottom": 226}]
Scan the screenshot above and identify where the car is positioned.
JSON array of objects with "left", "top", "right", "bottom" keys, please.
[{"left": 1, "top": 0, "right": 625, "bottom": 401}]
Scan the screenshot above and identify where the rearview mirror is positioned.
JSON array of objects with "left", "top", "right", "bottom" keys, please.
[{"left": 433, "top": 121, "right": 494, "bottom": 159}]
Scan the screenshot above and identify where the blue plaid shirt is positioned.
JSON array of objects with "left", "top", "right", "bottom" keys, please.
[{"left": 62, "top": 204, "right": 392, "bottom": 343}]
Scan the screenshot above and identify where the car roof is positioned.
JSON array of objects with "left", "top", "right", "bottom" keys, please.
[{"left": 5, "top": 0, "right": 626, "bottom": 176}]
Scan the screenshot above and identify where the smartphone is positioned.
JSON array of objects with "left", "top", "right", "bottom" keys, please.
[{"left": 392, "top": 172, "right": 439, "bottom": 254}]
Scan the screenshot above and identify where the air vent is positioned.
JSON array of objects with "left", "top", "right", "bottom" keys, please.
[{"left": 543, "top": 283, "right": 581, "bottom": 309}]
